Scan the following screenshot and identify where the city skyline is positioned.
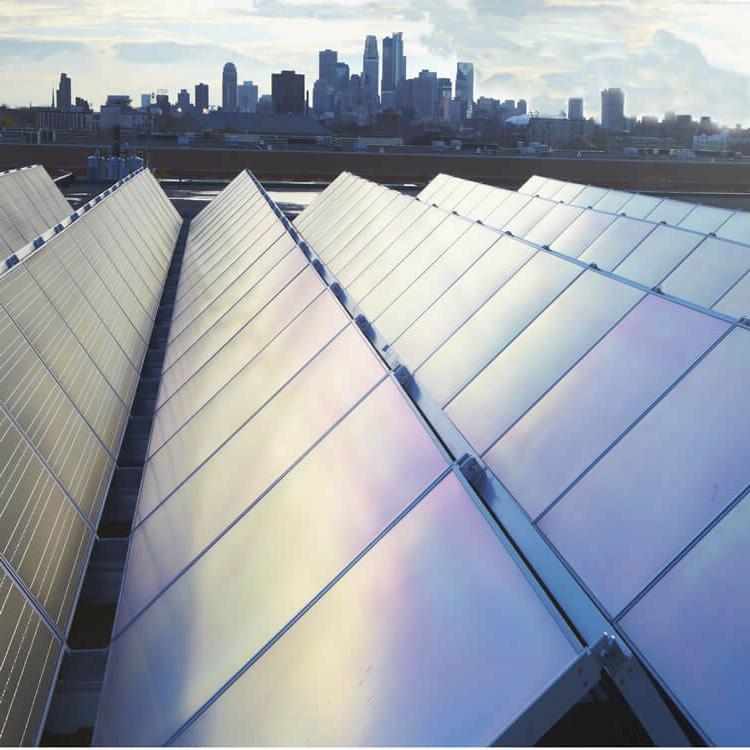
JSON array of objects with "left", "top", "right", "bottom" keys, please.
[{"left": 1, "top": 1, "right": 749, "bottom": 125}]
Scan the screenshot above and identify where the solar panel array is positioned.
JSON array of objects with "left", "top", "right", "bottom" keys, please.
[
  {"left": 285, "top": 171, "right": 750, "bottom": 746},
  {"left": 0, "top": 166, "right": 73, "bottom": 257},
  {"left": 418, "top": 174, "right": 750, "bottom": 319},
  {"left": 0, "top": 168, "right": 181, "bottom": 745},
  {"left": 94, "top": 170, "right": 596, "bottom": 747}
]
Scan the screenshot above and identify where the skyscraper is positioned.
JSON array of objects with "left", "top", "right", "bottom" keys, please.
[
  {"left": 568, "top": 97, "right": 584, "bottom": 120},
  {"left": 319, "top": 50, "right": 338, "bottom": 85},
  {"left": 56, "top": 73, "right": 71, "bottom": 111},
  {"left": 362, "top": 35, "right": 380, "bottom": 114},
  {"left": 455, "top": 62, "right": 474, "bottom": 119},
  {"left": 222, "top": 62, "right": 238, "bottom": 112},
  {"left": 272, "top": 70, "right": 305, "bottom": 115},
  {"left": 195, "top": 83, "right": 209, "bottom": 112},
  {"left": 238, "top": 81, "right": 259, "bottom": 113},
  {"left": 177, "top": 89, "right": 190, "bottom": 111},
  {"left": 601, "top": 88, "right": 625, "bottom": 131},
  {"left": 381, "top": 32, "right": 405, "bottom": 110}
]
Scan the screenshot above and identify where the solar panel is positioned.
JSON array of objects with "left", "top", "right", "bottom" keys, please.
[
  {"left": 0, "top": 167, "right": 181, "bottom": 744},
  {"left": 286, "top": 170, "right": 749, "bottom": 744},
  {"left": 0, "top": 166, "right": 71, "bottom": 256},
  {"left": 94, "top": 171, "right": 625, "bottom": 747}
]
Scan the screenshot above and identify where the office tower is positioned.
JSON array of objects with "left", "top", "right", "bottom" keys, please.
[
  {"left": 517, "top": 99, "right": 528, "bottom": 115},
  {"left": 195, "top": 83, "right": 209, "bottom": 112},
  {"left": 140, "top": 93, "right": 153, "bottom": 109},
  {"left": 438, "top": 77, "right": 452, "bottom": 102},
  {"left": 455, "top": 62, "right": 474, "bottom": 119},
  {"left": 177, "top": 89, "right": 190, "bottom": 111},
  {"left": 155, "top": 92, "right": 170, "bottom": 114},
  {"left": 56, "top": 73, "right": 71, "bottom": 111},
  {"left": 381, "top": 32, "right": 405, "bottom": 110},
  {"left": 568, "top": 97, "right": 584, "bottom": 120},
  {"left": 271, "top": 70, "right": 305, "bottom": 115},
  {"left": 362, "top": 35, "right": 380, "bottom": 114},
  {"left": 601, "top": 87, "right": 625, "bottom": 131},
  {"left": 412, "top": 69, "right": 438, "bottom": 119},
  {"left": 238, "top": 81, "right": 259, "bottom": 113},
  {"left": 319, "top": 49, "right": 338, "bottom": 85},
  {"left": 257, "top": 94, "right": 273, "bottom": 113},
  {"left": 222, "top": 62, "right": 238, "bottom": 112}
]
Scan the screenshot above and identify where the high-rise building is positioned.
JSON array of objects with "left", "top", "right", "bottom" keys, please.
[
  {"left": 319, "top": 50, "right": 338, "bottom": 85},
  {"left": 195, "top": 83, "right": 209, "bottom": 112},
  {"left": 56, "top": 73, "right": 71, "bottom": 111},
  {"left": 568, "top": 97, "right": 584, "bottom": 120},
  {"left": 177, "top": 89, "right": 190, "bottom": 112},
  {"left": 601, "top": 87, "right": 625, "bottom": 131},
  {"left": 381, "top": 32, "right": 405, "bottom": 110},
  {"left": 222, "top": 62, "right": 238, "bottom": 112},
  {"left": 455, "top": 62, "right": 474, "bottom": 119},
  {"left": 238, "top": 81, "right": 259, "bottom": 113},
  {"left": 413, "top": 70, "right": 439, "bottom": 120},
  {"left": 140, "top": 93, "right": 154, "bottom": 110},
  {"left": 362, "top": 35, "right": 380, "bottom": 114},
  {"left": 272, "top": 70, "right": 305, "bottom": 115},
  {"left": 517, "top": 99, "right": 528, "bottom": 115}
]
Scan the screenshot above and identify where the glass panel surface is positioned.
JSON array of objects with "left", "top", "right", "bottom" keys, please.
[
  {"left": 415, "top": 252, "right": 581, "bottom": 406},
  {"left": 123, "top": 326, "right": 386, "bottom": 623},
  {"left": 447, "top": 272, "right": 643, "bottom": 454},
  {"left": 374, "top": 223, "right": 498, "bottom": 342},
  {"left": 613, "top": 225, "right": 702, "bottom": 287},
  {"left": 620, "top": 494, "right": 750, "bottom": 746},
  {"left": 395, "top": 236, "right": 536, "bottom": 370},
  {"left": 152, "top": 272, "right": 330, "bottom": 451},
  {"left": 539, "top": 327, "right": 750, "bottom": 616},
  {"left": 571, "top": 185, "right": 608, "bottom": 207},
  {"left": 550, "top": 210, "right": 616, "bottom": 258},
  {"left": 519, "top": 175, "right": 548, "bottom": 194},
  {"left": 482, "top": 192, "right": 533, "bottom": 229},
  {"left": 144, "top": 292, "right": 349, "bottom": 506},
  {"left": 677, "top": 204, "right": 734, "bottom": 235},
  {"left": 358, "top": 214, "right": 471, "bottom": 320},
  {"left": 578, "top": 217, "right": 655, "bottom": 271},
  {"left": 592, "top": 190, "right": 631, "bottom": 214},
  {"left": 503, "top": 198, "right": 556, "bottom": 236},
  {"left": 619, "top": 193, "right": 662, "bottom": 219},
  {"left": 550, "top": 182, "right": 585, "bottom": 203},
  {"left": 485, "top": 295, "right": 728, "bottom": 519},
  {"left": 342, "top": 202, "right": 438, "bottom": 294},
  {"left": 469, "top": 188, "right": 513, "bottom": 222},
  {"left": 715, "top": 211, "right": 750, "bottom": 245},
  {"left": 524, "top": 204, "right": 583, "bottom": 247},
  {"left": 99, "top": 381, "right": 448, "bottom": 746},
  {"left": 712, "top": 272, "right": 750, "bottom": 319},
  {"left": 646, "top": 198, "right": 694, "bottom": 225},
  {"left": 660, "top": 237, "right": 750, "bottom": 307},
  {"left": 170, "top": 473, "right": 577, "bottom": 747}
]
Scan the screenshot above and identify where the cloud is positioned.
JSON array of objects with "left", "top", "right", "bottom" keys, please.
[
  {"left": 113, "top": 41, "right": 261, "bottom": 66},
  {"left": 0, "top": 36, "right": 87, "bottom": 59}
]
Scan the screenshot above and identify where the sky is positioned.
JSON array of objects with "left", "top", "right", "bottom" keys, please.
[{"left": 0, "top": 0, "right": 749, "bottom": 126}]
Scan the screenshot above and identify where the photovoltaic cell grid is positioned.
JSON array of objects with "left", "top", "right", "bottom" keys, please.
[
  {"left": 0, "top": 167, "right": 181, "bottom": 745},
  {"left": 289, "top": 172, "right": 750, "bottom": 746},
  {"left": 0, "top": 165, "right": 72, "bottom": 257},
  {"left": 418, "top": 173, "right": 750, "bottom": 319},
  {"left": 94, "top": 170, "right": 588, "bottom": 747}
]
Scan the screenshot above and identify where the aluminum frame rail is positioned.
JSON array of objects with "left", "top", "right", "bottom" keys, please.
[
  {"left": 0, "top": 168, "right": 181, "bottom": 745},
  {"left": 292, "top": 171, "right": 750, "bottom": 746}
]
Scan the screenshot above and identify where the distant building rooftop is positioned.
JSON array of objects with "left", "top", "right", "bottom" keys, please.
[{"left": 199, "top": 111, "right": 328, "bottom": 136}]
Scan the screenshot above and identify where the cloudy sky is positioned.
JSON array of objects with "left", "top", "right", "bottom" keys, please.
[{"left": 1, "top": 0, "right": 748, "bottom": 125}]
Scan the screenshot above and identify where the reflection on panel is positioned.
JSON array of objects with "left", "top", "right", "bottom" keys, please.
[
  {"left": 171, "top": 473, "right": 577, "bottom": 747},
  {"left": 540, "top": 327, "right": 750, "bottom": 617},
  {"left": 621, "top": 493, "right": 750, "bottom": 746},
  {"left": 98, "top": 380, "right": 448, "bottom": 746}
]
